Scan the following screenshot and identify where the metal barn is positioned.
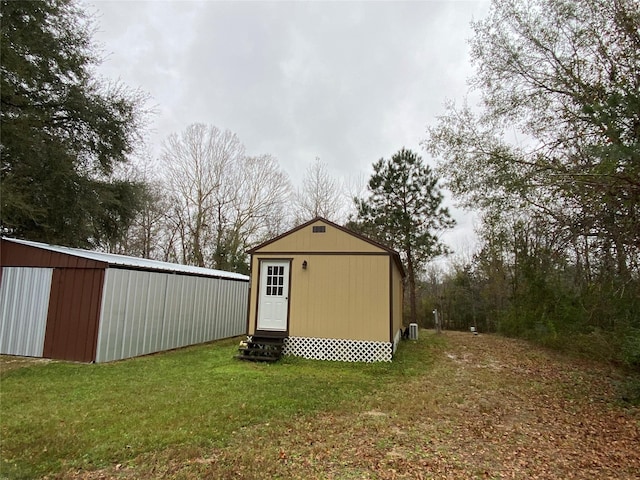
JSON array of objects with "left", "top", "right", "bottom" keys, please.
[{"left": 0, "top": 237, "right": 249, "bottom": 363}]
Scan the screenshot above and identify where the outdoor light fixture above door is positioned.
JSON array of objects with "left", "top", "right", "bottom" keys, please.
[{"left": 302, "top": 260, "right": 308, "bottom": 269}]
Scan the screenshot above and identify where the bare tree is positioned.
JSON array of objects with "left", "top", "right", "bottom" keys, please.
[
  {"left": 217, "top": 154, "right": 292, "bottom": 271},
  {"left": 342, "top": 172, "right": 368, "bottom": 221},
  {"left": 100, "top": 152, "right": 171, "bottom": 260},
  {"left": 124, "top": 179, "right": 171, "bottom": 260},
  {"left": 160, "top": 123, "right": 244, "bottom": 267},
  {"left": 234, "top": 154, "right": 292, "bottom": 238},
  {"left": 293, "top": 158, "right": 346, "bottom": 223},
  {"left": 160, "top": 123, "right": 291, "bottom": 272}
]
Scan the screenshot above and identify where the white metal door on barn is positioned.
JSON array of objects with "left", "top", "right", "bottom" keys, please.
[
  {"left": 257, "top": 260, "right": 290, "bottom": 333},
  {"left": 0, "top": 267, "right": 52, "bottom": 357}
]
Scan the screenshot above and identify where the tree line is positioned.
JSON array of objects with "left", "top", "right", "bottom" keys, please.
[
  {"left": 423, "top": 0, "right": 639, "bottom": 368},
  {"left": 108, "top": 131, "right": 355, "bottom": 274}
]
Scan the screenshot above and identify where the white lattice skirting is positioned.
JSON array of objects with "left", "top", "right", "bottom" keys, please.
[{"left": 283, "top": 336, "right": 393, "bottom": 362}]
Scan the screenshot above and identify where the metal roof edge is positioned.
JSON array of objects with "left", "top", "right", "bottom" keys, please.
[{"left": 1, "top": 237, "right": 249, "bottom": 281}]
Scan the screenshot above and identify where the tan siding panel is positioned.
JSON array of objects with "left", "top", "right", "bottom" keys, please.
[
  {"left": 392, "top": 262, "right": 404, "bottom": 336},
  {"left": 257, "top": 221, "right": 384, "bottom": 254},
  {"left": 288, "top": 254, "right": 389, "bottom": 342},
  {"left": 248, "top": 256, "right": 260, "bottom": 335}
]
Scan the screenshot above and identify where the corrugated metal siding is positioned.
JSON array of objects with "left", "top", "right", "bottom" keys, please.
[
  {"left": 43, "top": 268, "right": 105, "bottom": 362},
  {"left": 0, "top": 267, "right": 53, "bottom": 357},
  {"left": 96, "top": 269, "right": 248, "bottom": 363}
]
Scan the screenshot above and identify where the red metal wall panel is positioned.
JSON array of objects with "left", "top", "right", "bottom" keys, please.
[
  {"left": 0, "top": 239, "right": 107, "bottom": 269},
  {"left": 42, "top": 268, "right": 105, "bottom": 362}
]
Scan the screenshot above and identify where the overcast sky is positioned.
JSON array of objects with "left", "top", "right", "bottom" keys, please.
[{"left": 85, "top": 0, "right": 490, "bottom": 256}]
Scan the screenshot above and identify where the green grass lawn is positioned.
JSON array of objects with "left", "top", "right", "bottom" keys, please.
[{"left": 0, "top": 335, "right": 441, "bottom": 480}]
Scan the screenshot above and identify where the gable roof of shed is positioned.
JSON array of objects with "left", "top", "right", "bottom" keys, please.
[
  {"left": 248, "top": 217, "right": 406, "bottom": 276},
  {"left": 1, "top": 237, "right": 249, "bottom": 281}
]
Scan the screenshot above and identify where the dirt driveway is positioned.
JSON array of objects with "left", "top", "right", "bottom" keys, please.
[
  {"left": 242, "top": 332, "right": 640, "bottom": 480},
  {"left": 62, "top": 331, "right": 640, "bottom": 480}
]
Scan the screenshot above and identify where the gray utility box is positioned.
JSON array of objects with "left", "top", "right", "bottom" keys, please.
[{"left": 409, "top": 323, "right": 419, "bottom": 340}]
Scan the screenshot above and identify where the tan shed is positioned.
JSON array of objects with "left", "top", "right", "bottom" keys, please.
[{"left": 247, "top": 217, "right": 405, "bottom": 362}]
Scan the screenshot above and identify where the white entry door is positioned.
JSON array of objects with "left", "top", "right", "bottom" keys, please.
[{"left": 257, "top": 260, "right": 290, "bottom": 332}]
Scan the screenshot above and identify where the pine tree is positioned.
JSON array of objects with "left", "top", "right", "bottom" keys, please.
[{"left": 354, "top": 148, "right": 455, "bottom": 325}]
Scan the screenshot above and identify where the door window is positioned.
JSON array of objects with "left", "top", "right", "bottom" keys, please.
[{"left": 266, "top": 265, "right": 285, "bottom": 296}]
